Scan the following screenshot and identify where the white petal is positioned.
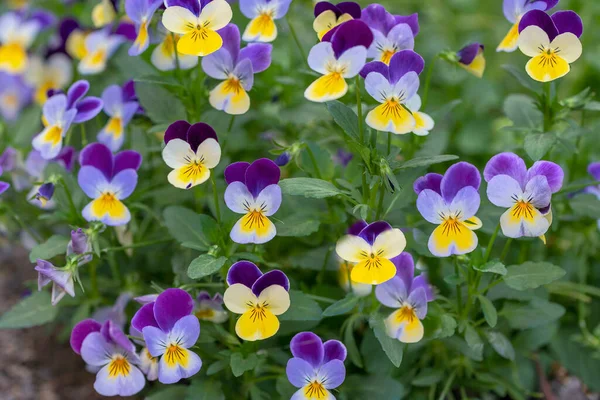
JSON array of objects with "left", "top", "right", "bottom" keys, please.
[
  {"left": 200, "top": 0, "right": 233, "bottom": 31},
  {"left": 335, "top": 234, "right": 371, "bottom": 263},
  {"left": 372, "top": 228, "right": 406, "bottom": 259},
  {"left": 307, "top": 42, "right": 336, "bottom": 75},
  {"left": 338, "top": 46, "right": 368, "bottom": 78},
  {"left": 258, "top": 285, "right": 290, "bottom": 315},
  {"left": 223, "top": 283, "right": 256, "bottom": 314},
  {"left": 162, "top": 138, "right": 195, "bottom": 169},
  {"left": 518, "top": 26, "right": 550, "bottom": 57},
  {"left": 550, "top": 32, "right": 582, "bottom": 63},
  {"left": 162, "top": 6, "right": 197, "bottom": 34},
  {"left": 196, "top": 138, "right": 221, "bottom": 169}
]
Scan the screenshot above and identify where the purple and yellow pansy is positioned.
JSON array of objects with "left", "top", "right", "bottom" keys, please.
[
  {"left": 78, "top": 142, "right": 142, "bottom": 226},
  {"left": 125, "top": 0, "right": 163, "bottom": 56},
  {"left": 335, "top": 220, "right": 406, "bottom": 285},
  {"left": 161, "top": 120, "right": 222, "bottom": 189},
  {"left": 0, "top": 72, "right": 32, "bottom": 122},
  {"left": 338, "top": 221, "right": 373, "bottom": 297},
  {"left": 78, "top": 28, "right": 125, "bottom": 75},
  {"left": 151, "top": 23, "right": 199, "bottom": 71},
  {"left": 97, "top": 83, "right": 140, "bottom": 152},
  {"left": 194, "top": 291, "right": 229, "bottom": 323},
  {"left": 92, "top": 0, "right": 118, "bottom": 27},
  {"left": 457, "top": 43, "right": 485, "bottom": 78},
  {"left": 26, "top": 53, "right": 73, "bottom": 104},
  {"left": 32, "top": 94, "right": 77, "bottom": 160},
  {"left": 415, "top": 162, "right": 483, "bottom": 258},
  {"left": 239, "top": 0, "right": 292, "bottom": 43},
  {"left": 497, "top": 0, "right": 558, "bottom": 52},
  {"left": 223, "top": 261, "right": 290, "bottom": 341},
  {"left": 32, "top": 182, "right": 55, "bottom": 209},
  {"left": 313, "top": 1, "right": 361, "bottom": 40}
]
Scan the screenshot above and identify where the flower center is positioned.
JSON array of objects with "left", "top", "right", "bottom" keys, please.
[
  {"left": 97, "top": 192, "right": 119, "bottom": 209},
  {"left": 224, "top": 76, "right": 244, "bottom": 94},
  {"left": 512, "top": 199, "right": 535, "bottom": 220},
  {"left": 246, "top": 301, "right": 269, "bottom": 322},
  {"left": 106, "top": 116, "right": 123, "bottom": 138},
  {"left": 180, "top": 159, "right": 205, "bottom": 188},
  {"left": 440, "top": 216, "right": 463, "bottom": 236},
  {"left": 304, "top": 380, "right": 327, "bottom": 399},
  {"left": 195, "top": 308, "right": 216, "bottom": 320},
  {"left": 381, "top": 49, "right": 397, "bottom": 65},
  {"left": 358, "top": 249, "right": 384, "bottom": 270},
  {"left": 108, "top": 355, "right": 131, "bottom": 377},
  {"left": 165, "top": 343, "right": 188, "bottom": 367},
  {"left": 242, "top": 199, "right": 268, "bottom": 231},
  {"left": 396, "top": 304, "right": 417, "bottom": 323},
  {"left": 537, "top": 46, "right": 560, "bottom": 68},
  {"left": 44, "top": 125, "right": 63, "bottom": 146},
  {"left": 145, "top": 349, "right": 157, "bottom": 362},
  {"left": 89, "top": 48, "right": 106, "bottom": 66},
  {"left": 35, "top": 80, "right": 57, "bottom": 104},
  {"left": 187, "top": 21, "right": 211, "bottom": 41},
  {"left": 2, "top": 93, "right": 18, "bottom": 108}
]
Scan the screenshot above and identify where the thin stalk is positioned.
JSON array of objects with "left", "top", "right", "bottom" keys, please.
[
  {"left": 102, "top": 238, "right": 173, "bottom": 253},
  {"left": 285, "top": 15, "right": 308, "bottom": 65},
  {"left": 543, "top": 82, "right": 552, "bottom": 132},
  {"left": 5, "top": 207, "right": 41, "bottom": 242},
  {"left": 89, "top": 260, "right": 98, "bottom": 299},
  {"left": 221, "top": 114, "right": 235, "bottom": 152},
  {"left": 438, "top": 370, "right": 457, "bottom": 400},
  {"left": 455, "top": 257, "right": 463, "bottom": 315},
  {"left": 482, "top": 223, "right": 501, "bottom": 264},
  {"left": 422, "top": 55, "right": 438, "bottom": 109},
  {"left": 306, "top": 145, "right": 323, "bottom": 179},
  {"left": 59, "top": 177, "right": 79, "bottom": 223},
  {"left": 81, "top": 123, "right": 87, "bottom": 146},
  {"left": 556, "top": 180, "right": 600, "bottom": 195},
  {"left": 355, "top": 76, "right": 368, "bottom": 203},
  {"left": 306, "top": 294, "right": 337, "bottom": 304},
  {"left": 375, "top": 183, "right": 385, "bottom": 219},
  {"left": 210, "top": 174, "right": 221, "bottom": 225},
  {"left": 387, "top": 131, "right": 392, "bottom": 154},
  {"left": 172, "top": 33, "right": 183, "bottom": 84},
  {"left": 499, "top": 238, "right": 513, "bottom": 262}
]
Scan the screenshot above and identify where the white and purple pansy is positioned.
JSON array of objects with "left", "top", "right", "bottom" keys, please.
[
  {"left": 78, "top": 142, "right": 142, "bottom": 226},
  {"left": 31, "top": 182, "right": 55, "bottom": 209},
  {"left": 456, "top": 43, "right": 485, "bottom": 78},
  {"left": 239, "top": 0, "right": 292, "bottom": 43},
  {"left": 360, "top": 3, "right": 418, "bottom": 65},
  {"left": 125, "top": 0, "right": 163, "bottom": 56},
  {"left": 97, "top": 84, "right": 140, "bottom": 152},
  {"left": 32, "top": 94, "right": 77, "bottom": 160},
  {"left": 0, "top": 72, "right": 32, "bottom": 122},
  {"left": 375, "top": 252, "right": 435, "bottom": 343},
  {"left": 223, "top": 261, "right": 290, "bottom": 341},
  {"left": 71, "top": 319, "right": 145, "bottom": 396},
  {"left": 498, "top": 0, "right": 558, "bottom": 52},
  {"left": 286, "top": 331, "right": 347, "bottom": 400},
  {"left": 305, "top": 20, "right": 373, "bottom": 103},
  {"left": 224, "top": 158, "right": 281, "bottom": 244},
  {"left": 64, "top": 80, "right": 105, "bottom": 124},
  {"left": 415, "top": 162, "right": 483, "bottom": 258},
  {"left": 584, "top": 162, "right": 600, "bottom": 230},
  {"left": 517, "top": 9, "right": 583, "bottom": 82},
  {"left": 78, "top": 28, "right": 125, "bottom": 75},
  {"left": 313, "top": 1, "right": 361, "bottom": 40},
  {"left": 161, "top": 120, "right": 221, "bottom": 189},
  {"left": 338, "top": 220, "right": 373, "bottom": 297},
  {"left": 195, "top": 291, "right": 229, "bottom": 323},
  {"left": 202, "top": 23, "right": 272, "bottom": 115},
  {"left": 484, "top": 152, "right": 563, "bottom": 240},
  {"left": 131, "top": 288, "right": 202, "bottom": 384},
  {"left": 25, "top": 53, "right": 73, "bottom": 105},
  {"left": 35, "top": 259, "right": 75, "bottom": 305}
]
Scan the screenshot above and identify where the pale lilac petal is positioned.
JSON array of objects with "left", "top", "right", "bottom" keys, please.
[
  {"left": 387, "top": 23, "right": 415, "bottom": 51},
  {"left": 254, "top": 184, "right": 282, "bottom": 216},
  {"left": 239, "top": 43, "right": 272, "bottom": 73},
  {"left": 110, "top": 169, "right": 138, "bottom": 200},
  {"left": 81, "top": 332, "right": 114, "bottom": 366},
  {"left": 233, "top": 58, "right": 254, "bottom": 91},
  {"left": 588, "top": 162, "right": 600, "bottom": 181},
  {"left": 392, "top": 252, "right": 414, "bottom": 290},
  {"left": 169, "top": 315, "right": 200, "bottom": 348},
  {"left": 286, "top": 357, "right": 315, "bottom": 387},
  {"left": 486, "top": 174, "right": 523, "bottom": 208},
  {"left": 416, "top": 189, "right": 446, "bottom": 224},
  {"left": 527, "top": 161, "right": 564, "bottom": 193},
  {"left": 407, "top": 287, "right": 428, "bottom": 319},
  {"left": 318, "top": 359, "right": 345, "bottom": 389},
  {"left": 524, "top": 175, "right": 552, "bottom": 209},
  {"left": 414, "top": 173, "right": 443, "bottom": 195},
  {"left": 411, "top": 275, "right": 434, "bottom": 302},
  {"left": 375, "top": 276, "right": 407, "bottom": 307},
  {"left": 142, "top": 325, "right": 168, "bottom": 357},
  {"left": 202, "top": 49, "right": 235, "bottom": 79},
  {"left": 290, "top": 332, "right": 324, "bottom": 368},
  {"left": 101, "top": 85, "right": 123, "bottom": 117},
  {"left": 449, "top": 186, "right": 480, "bottom": 220},
  {"left": 392, "top": 71, "right": 419, "bottom": 102},
  {"left": 78, "top": 166, "right": 109, "bottom": 199}
]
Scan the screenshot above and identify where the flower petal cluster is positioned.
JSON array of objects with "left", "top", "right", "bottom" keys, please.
[
  {"left": 97, "top": 83, "right": 141, "bottom": 152},
  {"left": 457, "top": 43, "right": 485, "bottom": 78},
  {"left": 194, "top": 291, "right": 229, "bottom": 323},
  {"left": 125, "top": 0, "right": 163, "bottom": 56},
  {"left": 498, "top": 0, "right": 558, "bottom": 52},
  {"left": 313, "top": 1, "right": 361, "bottom": 40},
  {"left": 239, "top": 0, "right": 292, "bottom": 42}
]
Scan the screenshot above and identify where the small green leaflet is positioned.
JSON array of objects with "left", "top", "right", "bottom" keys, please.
[
  {"left": 0, "top": 292, "right": 59, "bottom": 329},
  {"left": 187, "top": 254, "right": 227, "bottom": 280},
  {"left": 503, "top": 261, "right": 566, "bottom": 290},
  {"left": 322, "top": 295, "right": 358, "bottom": 317},
  {"left": 29, "top": 235, "right": 69, "bottom": 263}
]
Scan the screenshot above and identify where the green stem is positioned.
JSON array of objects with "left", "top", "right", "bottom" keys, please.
[
  {"left": 499, "top": 238, "right": 513, "bottom": 262},
  {"left": 543, "top": 82, "right": 552, "bottom": 132},
  {"left": 80, "top": 123, "right": 87, "bottom": 146},
  {"left": 285, "top": 15, "right": 308, "bottom": 65},
  {"left": 355, "top": 76, "right": 368, "bottom": 203},
  {"left": 422, "top": 55, "right": 438, "bottom": 109},
  {"left": 172, "top": 33, "right": 183, "bottom": 84},
  {"left": 306, "top": 145, "right": 323, "bottom": 179},
  {"left": 482, "top": 223, "right": 501, "bottom": 264},
  {"left": 375, "top": 183, "right": 385, "bottom": 220},
  {"left": 210, "top": 174, "right": 221, "bottom": 225},
  {"left": 221, "top": 114, "right": 235, "bottom": 152},
  {"left": 556, "top": 180, "right": 600, "bottom": 195},
  {"left": 438, "top": 370, "right": 457, "bottom": 400},
  {"left": 195, "top": 62, "right": 204, "bottom": 120},
  {"left": 387, "top": 131, "right": 392, "bottom": 154},
  {"left": 102, "top": 238, "right": 172, "bottom": 253},
  {"left": 306, "top": 294, "right": 337, "bottom": 304},
  {"left": 89, "top": 260, "right": 98, "bottom": 299},
  {"left": 455, "top": 256, "right": 463, "bottom": 315},
  {"left": 5, "top": 206, "right": 41, "bottom": 242},
  {"left": 59, "top": 177, "right": 79, "bottom": 223}
]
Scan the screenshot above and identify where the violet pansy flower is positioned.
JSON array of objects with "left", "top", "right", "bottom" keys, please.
[
  {"left": 131, "top": 288, "right": 202, "bottom": 384},
  {"left": 584, "top": 162, "right": 600, "bottom": 230},
  {"left": 313, "top": 1, "right": 361, "bottom": 40},
  {"left": 484, "top": 152, "right": 563, "bottom": 240},
  {"left": 194, "top": 291, "right": 229, "bottom": 323},
  {"left": 65, "top": 80, "right": 104, "bottom": 123},
  {"left": 32, "top": 94, "right": 77, "bottom": 160},
  {"left": 224, "top": 158, "right": 281, "bottom": 244},
  {"left": 71, "top": 319, "right": 145, "bottom": 396},
  {"left": 33, "top": 182, "right": 55, "bottom": 208},
  {"left": 0, "top": 72, "right": 32, "bottom": 122},
  {"left": 151, "top": 23, "right": 199, "bottom": 71},
  {"left": 97, "top": 84, "right": 140, "bottom": 152},
  {"left": 0, "top": 11, "right": 47, "bottom": 74},
  {"left": 78, "top": 142, "right": 142, "bottom": 226},
  {"left": 498, "top": 0, "right": 558, "bottom": 52},
  {"left": 375, "top": 252, "right": 434, "bottom": 343},
  {"left": 46, "top": 17, "right": 80, "bottom": 58},
  {"left": 335, "top": 220, "right": 406, "bottom": 285},
  {"left": 125, "top": 0, "right": 163, "bottom": 56},
  {"left": 0, "top": 167, "right": 9, "bottom": 196},
  {"left": 286, "top": 331, "right": 347, "bottom": 400},
  {"left": 223, "top": 261, "right": 290, "bottom": 341},
  {"left": 415, "top": 162, "right": 483, "bottom": 257},
  {"left": 26, "top": 54, "right": 73, "bottom": 105},
  {"left": 457, "top": 43, "right": 485, "bottom": 78},
  {"left": 239, "top": 0, "right": 292, "bottom": 43},
  {"left": 161, "top": 121, "right": 222, "bottom": 189},
  {"left": 35, "top": 259, "right": 75, "bottom": 305},
  {"left": 78, "top": 28, "right": 125, "bottom": 75},
  {"left": 202, "top": 23, "right": 272, "bottom": 115},
  {"left": 305, "top": 20, "right": 373, "bottom": 103},
  {"left": 517, "top": 10, "right": 583, "bottom": 82}
]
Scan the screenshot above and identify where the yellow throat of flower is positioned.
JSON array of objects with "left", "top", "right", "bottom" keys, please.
[
  {"left": 108, "top": 355, "right": 131, "bottom": 377},
  {"left": 381, "top": 49, "right": 397, "bottom": 65},
  {"left": 304, "top": 381, "right": 327, "bottom": 399},
  {"left": 396, "top": 304, "right": 418, "bottom": 323},
  {"left": 165, "top": 343, "right": 188, "bottom": 367}
]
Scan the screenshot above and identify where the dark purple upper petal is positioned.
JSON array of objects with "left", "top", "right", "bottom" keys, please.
[
  {"left": 79, "top": 143, "right": 114, "bottom": 180},
  {"left": 164, "top": 120, "right": 192, "bottom": 145},
  {"left": 114, "top": 22, "right": 137, "bottom": 41},
  {"left": 227, "top": 261, "right": 263, "bottom": 288},
  {"left": 347, "top": 220, "right": 368, "bottom": 235},
  {"left": 153, "top": 288, "right": 194, "bottom": 333},
  {"left": 218, "top": 24, "right": 241, "bottom": 63},
  {"left": 122, "top": 80, "right": 137, "bottom": 102},
  {"left": 251, "top": 270, "right": 289, "bottom": 296},
  {"left": 38, "top": 182, "right": 55, "bottom": 200},
  {"left": 290, "top": 331, "right": 324, "bottom": 368},
  {"left": 70, "top": 319, "right": 101, "bottom": 354},
  {"left": 527, "top": 161, "right": 564, "bottom": 193},
  {"left": 392, "top": 252, "right": 414, "bottom": 291},
  {"left": 239, "top": 43, "right": 272, "bottom": 74},
  {"left": 413, "top": 173, "right": 443, "bottom": 195},
  {"left": 330, "top": 20, "right": 374, "bottom": 59},
  {"left": 360, "top": 3, "right": 396, "bottom": 35},
  {"left": 314, "top": 1, "right": 339, "bottom": 17},
  {"left": 588, "top": 162, "right": 600, "bottom": 181},
  {"left": 440, "top": 162, "right": 481, "bottom": 203},
  {"left": 30, "top": 10, "right": 56, "bottom": 29},
  {"left": 131, "top": 303, "right": 159, "bottom": 332},
  {"left": 105, "top": 320, "right": 136, "bottom": 353},
  {"left": 484, "top": 152, "right": 527, "bottom": 188},
  {"left": 165, "top": 0, "right": 201, "bottom": 16},
  {"left": 394, "top": 13, "right": 419, "bottom": 36},
  {"left": 245, "top": 158, "right": 280, "bottom": 198},
  {"left": 323, "top": 340, "right": 347, "bottom": 363},
  {"left": 55, "top": 146, "right": 75, "bottom": 171},
  {"left": 389, "top": 50, "right": 424, "bottom": 84},
  {"left": 337, "top": 2, "right": 361, "bottom": 19},
  {"left": 457, "top": 43, "right": 483, "bottom": 66},
  {"left": 74, "top": 97, "right": 103, "bottom": 123},
  {"left": 225, "top": 162, "right": 251, "bottom": 184},
  {"left": 411, "top": 275, "right": 434, "bottom": 302},
  {"left": 197, "top": 291, "right": 211, "bottom": 302},
  {"left": 358, "top": 221, "right": 392, "bottom": 245},
  {"left": 359, "top": 61, "right": 389, "bottom": 79},
  {"left": 519, "top": 9, "right": 559, "bottom": 41},
  {"left": 66, "top": 80, "right": 89, "bottom": 109},
  {"left": 551, "top": 10, "right": 583, "bottom": 38},
  {"left": 114, "top": 150, "right": 142, "bottom": 174},
  {"left": 187, "top": 122, "right": 218, "bottom": 152}
]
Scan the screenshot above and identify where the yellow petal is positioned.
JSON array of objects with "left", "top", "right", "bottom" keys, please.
[
  {"left": 177, "top": 29, "right": 223, "bottom": 57},
  {"left": 0, "top": 43, "right": 28, "bottom": 74},
  {"left": 525, "top": 53, "right": 570, "bottom": 82},
  {"left": 243, "top": 15, "right": 277, "bottom": 42},
  {"left": 497, "top": 22, "right": 520, "bottom": 52},
  {"left": 235, "top": 307, "right": 280, "bottom": 341},
  {"left": 366, "top": 101, "right": 415, "bottom": 134},
  {"left": 350, "top": 257, "right": 396, "bottom": 285},
  {"left": 304, "top": 73, "right": 348, "bottom": 103}
]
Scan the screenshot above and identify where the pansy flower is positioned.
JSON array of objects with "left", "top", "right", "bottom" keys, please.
[
  {"left": 71, "top": 319, "right": 145, "bottom": 396},
  {"left": 0, "top": 167, "right": 10, "bottom": 196},
  {"left": 224, "top": 158, "right": 281, "bottom": 244},
  {"left": 92, "top": 293, "right": 131, "bottom": 327},
  {"left": 26, "top": 54, "right": 73, "bottom": 104},
  {"left": 338, "top": 221, "right": 372, "bottom": 297},
  {"left": 361, "top": 4, "right": 418, "bottom": 64},
  {"left": 286, "top": 331, "right": 347, "bottom": 400},
  {"left": 313, "top": 1, "right": 361, "bottom": 40},
  {"left": 161, "top": 121, "right": 221, "bottom": 189},
  {"left": 498, "top": 0, "right": 558, "bottom": 52},
  {"left": 361, "top": 50, "right": 424, "bottom": 135},
  {"left": 60, "top": 80, "right": 104, "bottom": 124},
  {"left": 92, "top": 0, "right": 118, "bottom": 27},
  {"left": 67, "top": 228, "right": 93, "bottom": 266},
  {"left": 202, "top": 24, "right": 272, "bottom": 115},
  {"left": 97, "top": 84, "right": 140, "bottom": 152},
  {"left": 131, "top": 288, "right": 202, "bottom": 384},
  {"left": 31, "top": 182, "right": 55, "bottom": 209},
  {"left": 66, "top": 26, "right": 90, "bottom": 61},
  {"left": 223, "top": 261, "right": 290, "bottom": 341},
  {"left": 32, "top": 94, "right": 77, "bottom": 160},
  {"left": 46, "top": 18, "right": 80, "bottom": 58},
  {"left": 375, "top": 252, "right": 434, "bottom": 343},
  {"left": 335, "top": 220, "right": 406, "bottom": 285},
  {"left": 0, "top": 12, "right": 49, "bottom": 74},
  {"left": 161, "top": 0, "right": 233, "bottom": 56},
  {"left": 78, "top": 28, "right": 125, "bottom": 75},
  {"left": 457, "top": 43, "right": 485, "bottom": 78},
  {"left": 151, "top": 23, "right": 199, "bottom": 71},
  {"left": 0, "top": 72, "right": 32, "bottom": 122},
  {"left": 584, "top": 162, "right": 600, "bottom": 230},
  {"left": 35, "top": 259, "right": 75, "bottom": 305},
  {"left": 415, "top": 162, "right": 483, "bottom": 257},
  {"left": 78, "top": 143, "right": 142, "bottom": 226},
  {"left": 239, "top": 0, "right": 292, "bottom": 42},
  {"left": 194, "top": 291, "right": 229, "bottom": 323},
  {"left": 305, "top": 20, "right": 373, "bottom": 103},
  {"left": 125, "top": 0, "right": 163, "bottom": 56},
  {"left": 517, "top": 10, "right": 583, "bottom": 82},
  {"left": 484, "top": 152, "right": 563, "bottom": 240}
]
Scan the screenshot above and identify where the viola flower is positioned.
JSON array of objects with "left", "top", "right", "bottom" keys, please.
[
  {"left": 33, "top": 182, "right": 55, "bottom": 208},
  {"left": 0, "top": 72, "right": 32, "bottom": 122},
  {"left": 497, "top": 0, "right": 558, "bottom": 52},
  {"left": 361, "top": 4, "right": 418, "bottom": 64},
  {"left": 274, "top": 152, "right": 291, "bottom": 167},
  {"left": 97, "top": 84, "right": 140, "bottom": 152},
  {"left": 151, "top": 23, "right": 199, "bottom": 71},
  {"left": 405, "top": 95, "right": 434, "bottom": 136},
  {"left": 335, "top": 220, "right": 406, "bottom": 285},
  {"left": 71, "top": 319, "right": 145, "bottom": 396},
  {"left": 125, "top": 0, "right": 163, "bottom": 56},
  {"left": 305, "top": 20, "right": 373, "bottom": 103},
  {"left": 286, "top": 331, "right": 347, "bottom": 400},
  {"left": 415, "top": 162, "right": 482, "bottom": 257},
  {"left": 517, "top": 10, "right": 583, "bottom": 82},
  {"left": 484, "top": 152, "right": 563, "bottom": 240},
  {"left": 202, "top": 24, "right": 272, "bottom": 115},
  {"left": 0, "top": 12, "right": 47, "bottom": 74},
  {"left": 361, "top": 50, "right": 424, "bottom": 135},
  {"left": 66, "top": 26, "right": 90, "bottom": 61},
  {"left": 223, "top": 261, "right": 290, "bottom": 341},
  {"left": 35, "top": 259, "right": 75, "bottom": 305},
  {"left": 194, "top": 291, "right": 229, "bottom": 323},
  {"left": 161, "top": 0, "right": 233, "bottom": 56},
  {"left": 239, "top": 0, "right": 292, "bottom": 42},
  {"left": 131, "top": 288, "right": 202, "bottom": 384},
  {"left": 457, "top": 43, "right": 485, "bottom": 78},
  {"left": 333, "top": 148, "right": 353, "bottom": 166},
  {"left": 313, "top": 1, "right": 361, "bottom": 40},
  {"left": 134, "top": 294, "right": 159, "bottom": 305},
  {"left": 32, "top": 94, "right": 77, "bottom": 160},
  {"left": 139, "top": 347, "right": 159, "bottom": 381},
  {"left": 46, "top": 18, "right": 81, "bottom": 58},
  {"left": 584, "top": 162, "right": 600, "bottom": 230},
  {"left": 78, "top": 28, "right": 125, "bottom": 75},
  {"left": 338, "top": 221, "right": 372, "bottom": 297},
  {"left": 92, "top": 0, "right": 118, "bottom": 27},
  {"left": 78, "top": 142, "right": 142, "bottom": 226},
  {"left": 224, "top": 158, "right": 281, "bottom": 244},
  {"left": 0, "top": 167, "right": 10, "bottom": 196},
  {"left": 26, "top": 54, "right": 73, "bottom": 105},
  {"left": 161, "top": 121, "right": 221, "bottom": 189},
  {"left": 121, "top": 80, "right": 144, "bottom": 114},
  {"left": 375, "top": 252, "right": 434, "bottom": 343}
]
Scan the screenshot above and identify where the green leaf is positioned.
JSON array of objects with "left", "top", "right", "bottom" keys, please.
[
  {"left": 501, "top": 64, "right": 538, "bottom": 92},
  {"left": 485, "top": 331, "right": 515, "bottom": 361},
  {"left": 524, "top": 132, "right": 557, "bottom": 161},
  {"left": 514, "top": 322, "right": 558, "bottom": 351},
  {"left": 186, "top": 380, "right": 225, "bottom": 400},
  {"left": 395, "top": 154, "right": 459, "bottom": 170},
  {"left": 569, "top": 194, "right": 600, "bottom": 219},
  {"left": 369, "top": 314, "right": 404, "bottom": 367},
  {"left": 325, "top": 101, "right": 360, "bottom": 142},
  {"left": 134, "top": 75, "right": 183, "bottom": 88},
  {"left": 322, "top": 294, "right": 358, "bottom": 317},
  {"left": 275, "top": 215, "right": 320, "bottom": 237},
  {"left": 344, "top": 375, "right": 407, "bottom": 400},
  {"left": 12, "top": 106, "right": 42, "bottom": 147},
  {"left": 147, "top": 386, "right": 189, "bottom": 400},
  {"left": 229, "top": 352, "right": 258, "bottom": 377},
  {"left": 206, "top": 359, "right": 229, "bottom": 376},
  {"left": 502, "top": 299, "right": 565, "bottom": 329},
  {"left": 163, "top": 206, "right": 219, "bottom": 249},
  {"left": 477, "top": 295, "right": 498, "bottom": 328},
  {"left": 503, "top": 94, "right": 543, "bottom": 128},
  {"left": 344, "top": 318, "right": 363, "bottom": 368},
  {"left": 474, "top": 260, "right": 507, "bottom": 276},
  {"left": 433, "top": 314, "right": 457, "bottom": 338},
  {"left": 279, "top": 178, "right": 343, "bottom": 199},
  {"left": 0, "top": 292, "right": 59, "bottom": 328},
  {"left": 188, "top": 255, "right": 227, "bottom": 280},
  {"left": 503, "top": 261, "right": 566, "bottom": 290},
  {"left": 29, "top": 235, "right": 69, "bottom": 263},
  {"left": 280, "top": 290, "right": 322, "bottom": 321},
  {"left": 443, "top": 273, "right": 465, "bottom": 286},
  {"left": 412, "top": 368, "right": 444, "bottom": 387},
  {"left": 445, "top": 336, "right": 483, "bottom": 361},
  {"left": 299, "top": 142, "right": 335, "bottom": 180},
  {"left": 464, "top": 325, "right": 484, "bottom": 357},
  {"left": 135, "top": 82, "right": 186, "bottom": 123}
]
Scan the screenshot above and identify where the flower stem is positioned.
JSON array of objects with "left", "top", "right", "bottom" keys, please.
[
  {"left": 422, "top": 55, "right": 438, "bottom": 109},
  {"left": 210, "top": 173, "right": 221, "bottom": 225},
  {"left": 285, "top": 15, "right": 308, "bottom": 65},
  {"left": 499, "top": 238, "right": 513, "bottom": 261},
  {"left": 454, "top": 256, "right": 463, "bottom": 315},
  {"left": 102, "top": 238, "right": 173, "bottom": 253},
  {"left": 355, "top": 76, "right": 368, "bottom": 203},
  {"left": 482, "top": 223, "right": 501, "bottom": 264},
  {"left": 543, "top": 82, "right": 552, "bottom": 132},
  {"left": 59, "top": 177, "right": 80, "bottom": 223},
  {"left": 221, "top": 114, "right": 235, "bottom": 153}
]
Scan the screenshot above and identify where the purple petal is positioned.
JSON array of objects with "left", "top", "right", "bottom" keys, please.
[
  {"left": 245, "top": 158, "right": 280, "bottom": 198},
  {"left": 74, "top": 97, "right": 103, "bottom": 123},
  {"left": 484, "top": 152, "right": 527, "bottom": 188},
  {"left": 588, "top": 162, "right": 600, "bottom": 181},
  {"left": 375, "top": 276, "right": 407, "bottom": 307},
  {"left": 81, "top": 332, "right": 113, "bottom": 366},
  {"left": 347, "top": 220, "right": 368, "bottom": 235},
  {"left": 394, "top": 13, "right": 419, "bottom": 36},
  {"left": 31, "top": 10, "right": 56, "bottom": 29},
  {"left": 411, "top": 275, "right": 434, "bottom": 301},
  {"left": 135, "top": 294, "right": 159, "bottom": 305},
  {"left": 519, "top": 9, "right": 558, "bottom": 41},
  {"left": 286, "top": 357, "right": 315, "bottom": 388},
  {"left": 187, "top": 123, "right": 218, "bottom": 152},
  {"left": 225, "top": 162, "right": 251, "bottom": 184},
  {"left": 323, "top": 340, "right": 347, "bottom": 363},
  {"left": 0, "top": 181, "right": 9, "bottom": 195},
  {"left": 154, "top": 288, "right": 194, "bottom": 332},
  {"left": 389, "top": 50, "right": 424, "bottom": 84},
  {"left": 525, "top": 175, "right": 552, "bottom": 209},
  {"left": 114, "top": 150, "right": 142, "bottom": 174},
  {"left": 392, "top": 252, "right": 414, "bottom": 290},
  {"left": 226, "top": 261, "right": 263, "bottom": 288},
  {"left": 78, "top": 166, "right": 108, "bottom": 198},
  {"left": 0, "top": 147, "right": 17, "bottom": 171},
  {"left": 170, "top": 314, "right": 200, "bottom": 348},
  {"left": 66, "top": 80, "right": 89, "bottom": 109},
  {"left": 413, "top": 173, "right": 443, "bottom": 195},
  {"left": 457, "top": 43, "right": 483, "bottom": 65},
  {"left": 71, "top": 319, "right": 101, "bottom": 354},
  {"left": 165, "top": 0, "right": 201, "bottom": 16},
  {"left": 337, "top": 2, "right": 361, "bottom": 19},
  {"left": 106, "top": 320, "right": 136, "bottom": 353},
  {"left": 217, "top": 24, "right": 240, "bottom": 63},
  {"left": 359, "top": 60, "right": 389, "bottom": 79},
  {"left": 122, "top": 80, "right": 137, "bottom": 103},
  {"left": 164, "top": 120, "right": 191, "bottom": 145},
  {"left": 314, "top": 2, "right": 339, "bottom": 17},
  {"left": 407, "top": 287, "right": 428, "bottom": 319},
  {"left": 38, "top": 182, "right": 55, "bottom": 200},
  {"left": 251, "top": 270, "right": 289, "bottom": 296},
  {"left": 360, "top": 4, "right": 396, "bottom": 35},
  {"left": 79, "top": 143, "right": 114, "bottom": 180},
  {"left": 450, "top": 186, "right": 481, "bottom": 220},
  {"left": 239, "top": 43, "right": 272, "bottom": 74},
  {"left": 330, "top": 20, "right": 374, "bottom": 58},
  {"left": 197, "top": 291, "right": 211, "bottom": 302},
  {"left": 318, "top": 360, "right": 346, "bottom": 389},
  {"left": 527, "top": 161, "right": 564, "bottom": 193},
  {"left": 55, "top": 146, "right": 75, "bottom": 171},
  {"left": 358, "top": 221, "right": 392, "bottom": 245},
  {"left": 290, "top": 332, "right": 324, "bottom": 367},
  {"left": 131, "top": 303, "right": 159, "bottom": 332},
  {"left": 551, "top": 10, "right": 583, "bottom": 38},
  {"left": 440, "top": 162, "right": 481, "bottom": 203}
]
